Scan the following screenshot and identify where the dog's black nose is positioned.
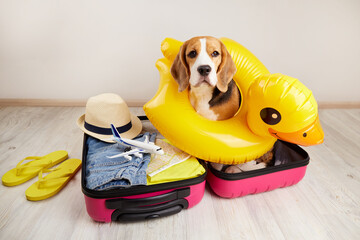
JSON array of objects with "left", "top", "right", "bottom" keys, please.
[{"left": 197, "top": 65, "right": 211, "bottom": 76}]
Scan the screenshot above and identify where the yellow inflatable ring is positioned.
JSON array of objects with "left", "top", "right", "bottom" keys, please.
[{"left": 144, "top": 38, "right": 323, "bottom": 164}]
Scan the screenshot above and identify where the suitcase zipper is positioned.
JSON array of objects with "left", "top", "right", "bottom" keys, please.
[
  {"left": 82, "top": 171, "right": 206, "bottom": 199},
  {"left": 209, "top": 158, "right": 309, "bottom": 181}
]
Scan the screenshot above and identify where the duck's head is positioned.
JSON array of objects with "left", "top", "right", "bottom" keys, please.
[{"left": 246, "top": 73, "right": 324, "bottom": 146}]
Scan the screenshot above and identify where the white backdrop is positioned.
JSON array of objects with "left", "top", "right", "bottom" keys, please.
[{"left": 0, "top": 0, "right": 359, "bottom": 103}]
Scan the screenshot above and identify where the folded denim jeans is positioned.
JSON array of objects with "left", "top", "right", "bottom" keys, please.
[{"left": 85, "top": 133, "right": 157, "bottom": 190}]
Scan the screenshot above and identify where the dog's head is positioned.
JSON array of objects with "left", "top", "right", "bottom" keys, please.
[{"left": 170, "top": 36, "right": 237, "bottom": 92}]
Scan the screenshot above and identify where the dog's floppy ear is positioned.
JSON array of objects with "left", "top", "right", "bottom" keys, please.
[
  {"left": 171, "top": 42, "right": 190, "bottom": 92},
  {"left": 216, "top": 42, "right": 237, "bottom": 92}
]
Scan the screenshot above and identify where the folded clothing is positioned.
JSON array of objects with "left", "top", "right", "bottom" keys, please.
[
  {"left": 85, "top": 133, "right": 156, "bottom": 190},
  {"left": 147, "top": 156, "right": 206, "bottom": 185},
  {"left": 146, "top": 139, "right": 206, "bottom": 185},
  {"left": 147, "top": 139, "right": 191, "bottom": 177}
]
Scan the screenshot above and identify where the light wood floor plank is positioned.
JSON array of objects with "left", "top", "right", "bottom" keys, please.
[{"left": 0, "top": 107, "right": 359, "bottom": 240}]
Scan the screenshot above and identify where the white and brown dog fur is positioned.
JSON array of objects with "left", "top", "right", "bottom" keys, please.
[
  {"left": 171, "top": 36, "right": 239, "bottom": 121},
  {"left": 170, "top": 36, "right": 273, "bottom": 173}
]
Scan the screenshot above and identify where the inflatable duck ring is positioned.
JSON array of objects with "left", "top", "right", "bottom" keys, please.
[{"left": 144, "top": 38, "right": 324, "bottom": 164}]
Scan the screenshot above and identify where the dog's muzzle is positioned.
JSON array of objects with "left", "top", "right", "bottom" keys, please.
[{"left": 197, "top": 65, "right": 211, "bottom": 76}]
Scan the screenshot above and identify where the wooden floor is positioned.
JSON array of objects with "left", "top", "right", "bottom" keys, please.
[{"left": 0, "top": 107, "right": 359, "bottom": 240}]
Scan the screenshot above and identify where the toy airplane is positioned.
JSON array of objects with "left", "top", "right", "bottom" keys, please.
[{"left": 106, "top": 124, "right": 164, "bottom": 160}]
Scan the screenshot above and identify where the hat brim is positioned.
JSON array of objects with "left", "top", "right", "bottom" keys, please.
[{"left": 77, "top": 113, "right": 142, "bottom": 143}]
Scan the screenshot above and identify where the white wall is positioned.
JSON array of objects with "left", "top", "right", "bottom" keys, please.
[{"left": 0, "top": 0, "right": 359, "bottom": 103}]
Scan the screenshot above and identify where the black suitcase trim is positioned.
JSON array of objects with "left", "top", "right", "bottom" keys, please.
[{"left": 208, "top": 141, "right": 310, "bottom": 181}]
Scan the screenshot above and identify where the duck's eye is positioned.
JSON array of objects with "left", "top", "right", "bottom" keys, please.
[
  {"left": 187, "top": 50, "right": 197, "bottom": 58},
  {"left": 211, "top": 51, "right": 219, "bottom": 57},
  {"left": 260, "top": 108, "right": 281, "bottom": 125}
]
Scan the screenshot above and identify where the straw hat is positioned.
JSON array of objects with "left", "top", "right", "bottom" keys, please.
[{"left": 77, "top": 93, "right": 142, "bottom": 142}]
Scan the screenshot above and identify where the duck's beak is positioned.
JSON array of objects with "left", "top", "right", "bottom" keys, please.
[{"left": 269, "top": 116, "right": 324, "bottom": 146}]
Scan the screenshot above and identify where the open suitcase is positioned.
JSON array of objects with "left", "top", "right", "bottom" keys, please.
[
  {"left": 81, "top": 116, "right": 310, "bottom": 221},
  {"left": 81, "top": 132, "right": 207, "bottom": 222},
  {"left": 206, "top": 140, "right": 310, "bottom": 198}
]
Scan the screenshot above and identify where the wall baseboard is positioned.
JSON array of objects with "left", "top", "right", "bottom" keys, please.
[
  {"left": 0, "top": 99, "right": 146, "bottom": 107},
  {"left": 0, "top": 99, "right": 359, "bottom": 108},
  {"left": 317, "top": 102, "right": 360, "bottom": 109}
]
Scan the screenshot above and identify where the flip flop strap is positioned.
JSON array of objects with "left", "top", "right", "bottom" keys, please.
[
  {"left": 37, "top": 168, "right": 74, "bottom": 188},
  {"left": 15, "top": 156, "right": 50, "bottom": 175}
]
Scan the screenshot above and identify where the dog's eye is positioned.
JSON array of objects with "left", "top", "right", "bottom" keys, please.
[
  {"left": 260, "top": 108, "right": 281, "bottom": 125},
  {"left": 187, "top": 51, "right": 197, "bottom": 58},
  {"left": 211, "top": 51, "right": 219, "bottom": 57}
]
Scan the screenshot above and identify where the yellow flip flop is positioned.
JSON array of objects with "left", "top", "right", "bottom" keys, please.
[
  {"left": 2, "top": 150, "right": 68, "bottom": 187},
  {"left": 25, "top": 158, "right": 82, "bottom": 201}
]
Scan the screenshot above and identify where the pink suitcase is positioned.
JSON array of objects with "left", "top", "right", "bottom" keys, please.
[
  {"left": 206, "top": 141, "right": 310, "bottom": 198},
  {"left": 81, "top": 132, "right": 206, "bottom": 222}
]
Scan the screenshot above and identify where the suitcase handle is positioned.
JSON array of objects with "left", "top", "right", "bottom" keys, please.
[
  {"left": 105, "top": 188, "right": 190, "bottom": 209},
  {"left": 111, "top": 199, "right": 189, "bottom": 221}
]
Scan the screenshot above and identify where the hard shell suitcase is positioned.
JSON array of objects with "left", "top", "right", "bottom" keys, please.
[
  {"left": 81, "top": 118, "right": 207, "bottom": 222},
  {"left": 206, "top": 141, "right": 310, "bottom": 198}
]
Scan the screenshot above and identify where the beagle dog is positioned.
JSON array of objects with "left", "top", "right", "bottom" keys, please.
[
  {"left": 171, "top": 36, "right": 274, "bottom": 173},
  {"left": 170, "top": 36, "right": 240, "bottom": 121}
]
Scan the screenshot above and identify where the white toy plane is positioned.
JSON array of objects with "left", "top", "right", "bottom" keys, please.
[{"left": 106, "top": 124, "right": 164, "bottom": 160}]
